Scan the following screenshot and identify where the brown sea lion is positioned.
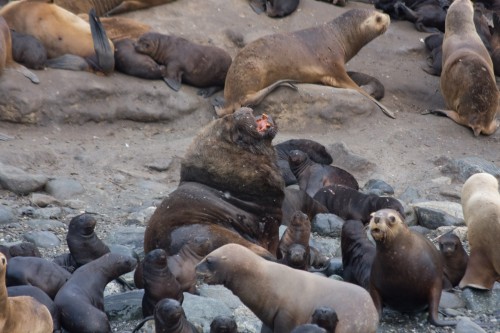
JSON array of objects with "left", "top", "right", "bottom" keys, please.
[
  {"left": 490, "top": 13, "right": 500, "bottom": 76},
  {"left": 278, "top": 211, "right": 311, "bottom": 269},
  {"left": 77, "top": 13, "right": 152, "bottom": 42},
  {"left": 210, "top": 315, "right": 238, "bottom": 333},
  {"left": 314, "top": 184, "right": 404, "bottom": 224},
  {"left": 144, "top": 108, "right": 284, "bottom": 259},
  {"left": 53, "top": 0, "right": 176, "bottom": 16},
  {"left": 10, "top": 30, "right": 47, "bottom": 70},
  {"left": 0, "top": 254, "right": 54, "bottom": 333},
  {"left": 54, "top": 253, "right": 137, "bottom": 333},
  {"left": 288, "top": 150, "right": 359, "bottom": 197},
  {"left": 341, "top": 219, "right": 376, "bottom": 290},
  {"left": 311, "top": 306, "right": 339, "bottom": 333},
  {"left": 0, "top": 2, "right": 115, "bottom": 74},
  {"left": 282, "top": 188, "right": 328, "bottom": 226},
  {"left": 459, "top": 172, "right": 500, "bottom": 290},
  {"left": 369, "top": 209, "right": 456, "bottom": 326},
  {"left": 428, "top": 0, "right": 499, "bottom": 136},
  {"left": 2, "top": 242, "right": 42, "bottom": 258},
  {"left": 438, "top": 232, "right": 468, "bottom": 290},
  {"left": 216, "top": 9, "right": 394, "bottom": 118},
  {"left": 196, "top": 243, "right": 379, "bottom": 333},
  {"left": 142, "top": 248, "right": 183, "bottom": 317},
  {"left": 154, "top": 298, "right": 198, "bottom": 333},
  {"left": 6, "top": 256, "right": 72, "bottom": 299},
  {"left": 135, "top": 32, "right": 232, "bottom": 97}
]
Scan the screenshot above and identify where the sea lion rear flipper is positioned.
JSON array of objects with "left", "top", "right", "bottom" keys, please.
[
  {"left": 243, "top": 79, "right": 298, "bottom": 106},
  {"left": 197, "top": 86, "right": 223, "bottom": 98},
  {"left": 163, "top": 77, "right": 182, "bottom": 91},
  {"left": 249, "top": 0, "right": 266, "bottom": 14},
  {"left": 88, "top": 8, "right": 114, "bottom": 74}
]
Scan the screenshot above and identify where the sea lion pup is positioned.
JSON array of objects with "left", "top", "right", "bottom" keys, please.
[
  {"left": 210, "top": 315, "right": 238, "bottom": 333},
  {"left": 341, "top": 219, "right": 376, "bottom": 290},
  {"left": 311, "top": 306, "right": 339, "bottom": 333},
  {"left": 154, "top": 298, "right": 198, "bottom": 333},
  {"left": 7, "top": 285, "right": 62, "bottom": 333},
  {"left": 10, "top": 30, "right": 48, "bottom": 70},
  {"left": 347, "top": 71, "right": 385, "bottom": 101},
  {"left": 196, "top": 244, "right": 378, "bottom": 333},
  {"left": 281, "top": 187, "right": 329, "bottom": 226},
  {"left": 6, "top": 256, "right": 72, "bottom": 299},
  {"left": 4, "top": 241, "right": 42, "bottom": 258},
  {"left": 438, "top": 232, "right": 468, "bottom": 290},
  {"left": 369, "top": 209, "right": 456, "bottom": 327},
  {"left": 0, "top": 3, "right": 115, "bottom": 74},
  {"left": 423, "top": 33, "right": 444, "bottom": 76},
  {"left": 289, "top": 150, "right": 359, "bottom": 197},
  {"left": 0, "top": 254, "right": 54, "bottom": 333},
  {"left": 54, "top": 253, "right": 137, "bottom": 333},
  {"left": 459, "top": 173, "right": 500, "bottom": 290},
  {"left": 142, "top": 249, "right": 183, "bottom": 317},
  {"left": 428, "top": 0, "right": 499, "bottom": 136},
  {"left": 77, "top": 13, "right": 152, "bottom": 42},
  {"left": 134, "top": 32, "right": 232, "bottom": 97},
  {"left": 490, "top": 12, "right": 500, "bottom": 76},
  {"left": 0, "top": 16, "right": 39, "bottom": 83},
  {"left": 278, "top": 211, "right": 311, "bottom": 269},
  {"left": 266, "top": 0, "right": 300, "bottom": 17},
  {"left": 144, "top": 107, "right": 284, "bottom": 259},
  {"left": 291, "top": 324, "right": 327, "bottom": 333},
  {"left": 216, "top": 9, "right": 394, "bottom": 118},
  {"left": 114, "top": 38, "right": 166, "bottom": 80},
  {"left": 314, "top": 184, "right": 404, "bottom": 224}
]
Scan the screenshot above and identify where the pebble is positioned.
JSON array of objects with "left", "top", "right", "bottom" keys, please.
[
  {"left": 362, "top": 179, "right": 395, "bottom": 196},
  {"left": 24, "top": 219, "right": 66, "bottom": 230},
  {"left": 30, "top": 193, "right": 61, "bottom": 208},
  {"left": 0, "top": 205, "right": 15, "bottom": 225},
  {"left": 455, "top": 317, "right": 487, "bottom": 333}
]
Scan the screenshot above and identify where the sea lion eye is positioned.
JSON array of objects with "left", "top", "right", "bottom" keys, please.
[
  {"left": 389, "top": 215, "right": 396, "bottom": 223},
  {"left": 1, "top": 257, "right": 5, "bottom": 265},
  {"left": 376, "top": 16, "right": 382, "bottom": 23}
]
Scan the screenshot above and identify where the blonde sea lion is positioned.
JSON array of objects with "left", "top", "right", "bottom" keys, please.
[
  {"left": 196, "top": 243, "right": 379, "bottom": 333},
  {"left": 428, "top": 0, "right": 499, "bottom": 136},
  {"left": 216, "top": 9, "right": 394, "bottom": 118},
  {"left": 54, "top": 0, "right": 177, "bottom": 16},
  {"left": 0, "top": 253, "right": 54, "bottom": 333},
  {"left": 459, "top": 173, "right": 500, "bottom": 290},
  {"left": 77, "top": 13, "right": 152, "bottom": 42}
]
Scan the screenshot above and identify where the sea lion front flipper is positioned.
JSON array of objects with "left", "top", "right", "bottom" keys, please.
[
  {"left": 163, "top": 77, "right": 182, "bottom": 92},
  {"left": 6, "top": 64, "right": 39, "bottom": 84},
  {"left": 249, "top": 0, "right": 266, "bottom": 14},
  {"left": 88, "top": 8, "right": 114, "bottom": 74},
  {"left": 46, "top": 54, "right": 90, "bottom": 72}
]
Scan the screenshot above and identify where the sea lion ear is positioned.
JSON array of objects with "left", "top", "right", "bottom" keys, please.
[{"left": 370, "top": 212, "right": 375, "bottom": 217}]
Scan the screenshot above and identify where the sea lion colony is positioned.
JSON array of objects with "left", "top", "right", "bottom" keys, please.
[{"left": 0, "top": 0, "right": 499, "bottom": 332}]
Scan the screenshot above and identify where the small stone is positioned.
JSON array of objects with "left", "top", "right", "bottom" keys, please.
[
  {"left": 32, "top": 207, "right": 64, "bottom": 220},
  {"left": 440, "top": 291, "right": 466, "bottom": 309},
  {"left": 412, "top": 201, "right": 464, "bottom": 220},
  {"left": 461, "top": 288, "right": 500, "bottom": 314},
  {"left": 455, "top": 317, "right": 487, "bottom": 333},
  {"left": 45, "top": 178, "right": 85, "bottom": 200},
  {"left": 311, "top": 213, "right": 344, "bottom": 238},
  {"left": 30, "top": 193, "right": 60, "bottom": 208},
  {"left": 398, "top": 186, "right": 422, "bottom": 204},
  {"left": 104, "top": 226, "right": 146, "bottom": 259},
  {"left": 362, "top": 179, "right": 395, "bottom": 196},
  {"left": 104, "top": 290, "right": 144, "bottom": 322},
  {"left": 414, "top": 206, "right": 465, "bottom": 229},
  {"left": 437, "top": 156, "right": 500, "bottom": 182},
  {"left": 0, "top": 162, "right": 48, "bottom": 195},
  {"left": 0, "top": 205, "right": 15, "bottom": 225},
  {"left": 145, "top": 159, "right": 173, "bottom": 172},
  {"left": 23, "top": 231, "right": 61, "bottom": 248}
]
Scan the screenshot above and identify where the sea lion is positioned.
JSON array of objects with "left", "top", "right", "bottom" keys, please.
[
  {"left": 313, "top": 184, "right": 404, "bottom": 224},
  {"left": 490, "top": 13, "right": 500, "bottom": 76},
  {"left": 368, "top": 209, "right": 456, "bottom": 326},
  {"left": 341, "top": 219, "right": 376, "bottom": 290},
  {"left": 6, "top": 256, "right": 72, "bottom": 299},
  {"left": 429, "top": 0, "right": 499, "bottom": 136},
  {"left": 0, "top": 253, "right": 54, "bottom": 333},
  {"left": 114, "top": 38, "right": 166, "bottom": 80},
  {"left": 78, "top": 13, "right": 153, "bottom": 42},
  {"left": 278, "top": 211, "right": 311, "bottom": 269},
  {"left": 1, "top": 241, "right": 42, "bottom": 258},
  {"left": 280, "top": 243, "right": 309, "bottom": 271},
  {"left": 438, "top": 232, "right": 468, "bottom": 290},
  {"left": 142, "top": 248, "right": 183, "bottom": 317},
  {"left": 154, "top": 298, "right": 198, "bottom": 333},
  {"left": 282, "top": 187, "right": 328, "bottom": 226},
  {"left": 0, "top": 2, "right": 115, "bottom": 74},
  {"left": 266, "top": 0, "right": 300, "bottom": 17},
  {"left": 196, "top": 243, "right": 379, "bottom": 333},
  {"left": 210, "top": 315, "right": 238, "bottom": 333},
  {"left": 423, "top": 33, "right": 444, "bottom": 76},
  {"left": 216, "top": 9, "right": 394, "bottom": 118},
  {"left": 288, "top": 150, "right": 359, "bottom": 197},
  {"left": 7, "top": 285, "right": 62, "bottom": 333},
  {"left": 10, "top": 30, "right": 48, "bottom": 70},
  {"left": 135, "top": 32, "right": 232, "bottom": 97},
  {"left": 311, "top": 306, "right": 339, "bottom": 333},
  {"left": 144, "top": 107, "right": 284, "bottom": 259},
  {"left": 347, "top": 71, "right": 385, "bottom": 101},
  {"left": 459, "top": 172, "right": 500, "bottom": 290},
  {"left": 54, "top": 253, "right": 137, "bottom": 333},
  {"left": 290, "top": 324, "right": 327, "bottom": 333}
]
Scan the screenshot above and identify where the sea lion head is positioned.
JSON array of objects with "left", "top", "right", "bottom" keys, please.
[
  {"left": 144, "top": 248, "right": 168, "bottom": 269},
  {"left": 368, "top": 208, "right": 406, "bottom": 243},
  {"left": 134, "top": 32, "right": 161, "bottom": 57},
  {"left": 336, "top": 9, "right": 390, "bottom": 48},
  {"left": 223, "top": 107, "right": 278, "bottom": 145},
  {"left": 154, "top": 298, "right": 185, "bottom": 328},
  {"left": 289, "top": 211, "right": 310, "bottom": 228},
  {"left": 285, "top": 243, "right": 309, "bottom": 269},
  {"left": 196, "top": 244, "right": 251, "bottom": 285},
  {"left": 210, "top": 315, "right": 238, "bottom": 333},
  {"left": 68, "top": 213, "right": 97, "bottom": 237},
  {"left": 438, "top": 233, "right": 461, "bottom": 257},
  {"left": 311, "top": 306, "right": 339, "bottom": 332}
]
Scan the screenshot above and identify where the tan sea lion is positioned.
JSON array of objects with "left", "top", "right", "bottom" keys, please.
[
  {"left": 0, "top": 2, "right": 115, "bottom": 74},
  {"left": 77, "top": 13, "right": 152, "bottom": 42},
  {"left": 459, "top": 173, "right": 500, "bottom": 290},
  {"left": 368, "top": 209, "right": 456, "bottom": 327},
  {"left": 196, "top": 243, "right": 379, "bottom": 333},
  {"left": 216, "top": 9, "right": 394, "bottom": 118},
  {"left": 54, "top": 0, "right": 177, "bottom": 16},
  {"left": 429, "top": 0, "right": 499, "bottom": 136},
  {"left": 0, "top": 253, "right": 54, "bottom": 333}
]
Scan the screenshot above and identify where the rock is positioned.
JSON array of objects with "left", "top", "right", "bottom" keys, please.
[
  {"left": 413, "top": 206, "right": 465, "bottom": 229},
  {"left": 408, "top": 225, "right": 432, "bottom": 235},
  {"left": 184, "top": 290, "right": 235, "bottom": 333},
  {"left": 320, "top": 257, "right": 343, "bottom": 277},
  {"left": 311, "top": 213, "right": 344, "bottom": 238},
  {"left": 437, "top": 156, "right": 500, "bottom": 182},
  {"left": 45, "top": 178, "right": 85, "bottom": 200},
  {"left": 31, "top": 207, "right": 64, "bottom": 220},
  {"left": 105, "top": 289, "right": 144, "bottom": 322},
  {"left": 362, "top": 179, "right": 394, "bottom": 196},
  {"left": 104, "top": 226, "right": 146, "bottom": 259},
  {"left": 145, "top": 159, "right": 173, "bottom": 172},
  {"left": 24, "top": 219, "right": 66, "bottom": 230},
  {"left": 0, "top": 205, "right": 15, "bottom": 225},
  {"left": 461, "top": 288, "right": 500, "bottom": 314},
  {"left": 126, "top": 207, "right": 157, "bottom": 225},
  {"left": 411, "top": 201, "right": 464, "bottom": 220},
  {"left": 135, "top": 180, "right": 170, "bottom": 194},
  {"left": 439, "top": 291, "right": 466, "bottom": 309},
  {"left": 0, "top": 162, "right": 48, "bottom": 195},
  {"left": 398, "top": 186, "right": 422, "bottom": 204},
  {"left": 30, "top": 193, "right": 61, "bottom": 208},
  {"left": 455, "top": 317, "right": 487, "bottom": 333},
  {"left": 23, "top": 231, "right": 61, "bottom": 248},
  {"left": 403, "top": 204, "right": 418, "bottom": 226},
  {"left": 327, "top": 142, "right": 376, "bottom": 175}
]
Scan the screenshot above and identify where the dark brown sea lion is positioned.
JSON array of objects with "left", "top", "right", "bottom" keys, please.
[
  {"left": 210, "top": 315, "right": 238, "bottom": 333},
  {"left": 341, "top": 219, "right": 376, "bottom": 290},
  {"left": 311, "top": 306, "right": 339, "bottom": 333},
  {"left": 142, "top": 248, "right": 183, "bottom": 317},
  {"left": 266, "top": 0, "right": 300, "bottom": 17},
  {"left": 114, "top": 38, "right": 166, "bottom": 80},
  {"left": 438, "top": 232, "right": 468, "bottom": 290},
  {"left": 0, "top": 253, "right": 54, "bottom": 333},
  {"left": 6, "top": 256, "right": 72, "bottom": 299},
  {"left": 280, "top": 243, "right": 309, "bottom": 271},
  {"left": 10, "top": 30, "right": 47, "bottom": 70},
  {"left": 282, "top": 188, "right": 328, "bottom": 226},
  {"left": 135, "top": 32, "right": 232, "bottom": 97},
  {"left": 423, "top": 32, "right": 444, "bottom": 76},
  {"left": 54, "top": 253, "right": 137, "bottom": 333},
  {"left": 314, "top": 184, "right": 404, "bottom": 224},
  {"left": 7, "top": 285, "right": 62, "bottom": 333},
  {"left": 216, "top": 9, "right": 393, "bottom": 118},
  {"left": 154, "top": 298, "right": 198, "bottom": 333},
  {"left": 0, "top": 2, "right": 115, "bottom": 74},
  {"left": 290, "top": 324, "right": 327, "bottom": 333},
  {"left": 347, "top": 71, "right": 385, "bottom": 101},
  {"left": 278, "top": 211, "right": 311, "bottom": 270},
  {"left": 289, "top": 150, "right": 359, "bottom": 197},
  {"left": 2, "top": 241, "right": 42, "bottom": 258},
  {"left": 429, "top": 0, "right": 499, "bottom": 136},
  {"left": 196, "top": 243, "right": 379, "bottom": 333},
  {"left": 144, "top": 107, "right": 284, "bottom": 259},
  {"left": 459, "top": 172, "right": 500, "bottom": 290},
  {"left": 369, "top": 209, "right": 456, "bottom": 327}
]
